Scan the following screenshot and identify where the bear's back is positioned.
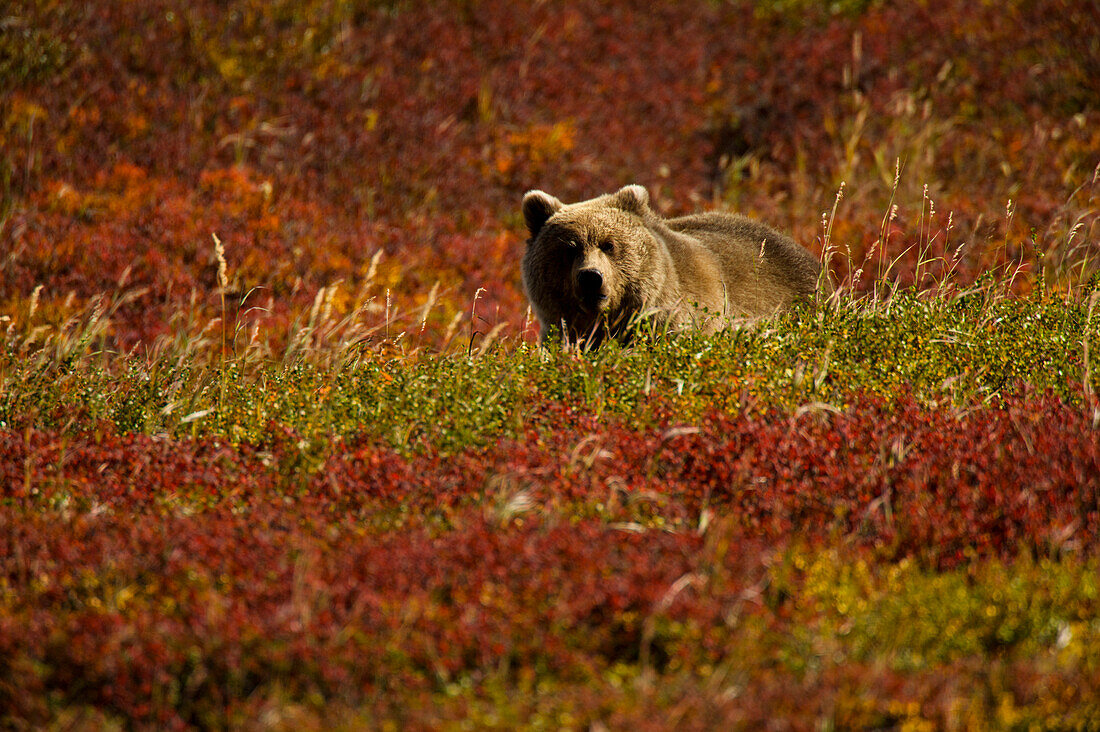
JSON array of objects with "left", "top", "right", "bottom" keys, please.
[{"left": 665, "top": 211, "right": 821, "bottom": 303}]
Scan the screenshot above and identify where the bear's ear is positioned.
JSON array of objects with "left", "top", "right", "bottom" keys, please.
[
  {"left": 610, "top": 184, "right": 650, "bottom": 215},
  {"left": 522, "top": 190, "right": 564, "bottom": 237}
]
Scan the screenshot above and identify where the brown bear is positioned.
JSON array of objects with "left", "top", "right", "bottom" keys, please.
[{"left": 521, "top": 184, "right": 822, "bottom": 346}]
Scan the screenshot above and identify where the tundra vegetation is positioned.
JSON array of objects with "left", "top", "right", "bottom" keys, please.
[{"left": 1, "top": 0, "right": 1099, "bottom": 729}]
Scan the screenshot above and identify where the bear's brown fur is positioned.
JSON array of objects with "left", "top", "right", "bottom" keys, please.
[{"left": 521, "top": 184, "right": 822, "bottom": 345}]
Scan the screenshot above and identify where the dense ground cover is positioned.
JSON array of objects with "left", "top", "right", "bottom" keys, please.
[{"left": 2, "top": 0, "right": 1100, "bottom": 728}]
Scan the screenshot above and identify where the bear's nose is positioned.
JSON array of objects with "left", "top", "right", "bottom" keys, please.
[{"left": 577, "top": 268, "right": 605, "bottom": 301}]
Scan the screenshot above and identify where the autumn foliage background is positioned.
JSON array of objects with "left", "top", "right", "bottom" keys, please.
[{"left": 2, "top": 0, "right": 1100, "bottom": 729}]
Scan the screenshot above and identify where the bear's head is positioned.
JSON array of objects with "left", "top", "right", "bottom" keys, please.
[{"left": 521, "top": 184, "right": 660, "bottom": 345}]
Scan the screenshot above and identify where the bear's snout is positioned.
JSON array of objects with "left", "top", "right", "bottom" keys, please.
[{"left": 576, "top": 268, "right": 607, "bottom": 308}]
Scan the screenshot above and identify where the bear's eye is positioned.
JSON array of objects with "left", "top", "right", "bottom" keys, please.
[
  {"left": 556, "top": 241, "right": 580, "bottom": 260},
  {"left": 599, "top": 240, "right": 615, "bottom": 254}
]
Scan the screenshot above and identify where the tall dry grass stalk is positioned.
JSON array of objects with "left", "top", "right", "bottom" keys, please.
[
  {"left": 871, "top": 159, "right": 902, "bottom": 299},
  {"left": 819, "top": 181, "right": 846, "bottom": 308},
  {"left": 1085, "top": 291, "right": 1100, "bottom": 425},
  {"left": 213, "top": 232, "right": 229, "bottom": 410},
  {"left": 821, "top": 180, "right": 846, "bottom": 272}
]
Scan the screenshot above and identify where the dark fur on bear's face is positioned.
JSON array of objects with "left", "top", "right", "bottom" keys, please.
[
  {"left": 521, "top": 184, "right": 822, "bottom": 347},
  {"left": 521, "top": 186, "right": 661, "bottom": 345}
]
